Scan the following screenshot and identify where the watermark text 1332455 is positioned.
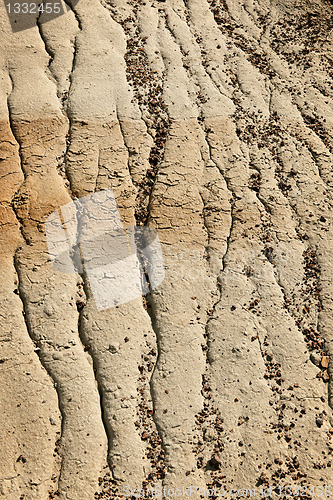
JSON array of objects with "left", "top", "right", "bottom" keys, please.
[{"left": 4, "top": 0, "right": 79, "bottom": 32}]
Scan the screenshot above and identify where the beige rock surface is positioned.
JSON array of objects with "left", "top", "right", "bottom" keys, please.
[{"left": 0, "top": 0, "right": 333, "bottom": 498}]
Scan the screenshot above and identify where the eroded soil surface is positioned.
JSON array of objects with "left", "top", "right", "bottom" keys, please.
[{"left": 1, "top": 0, "right": 333, "bottom": 498}]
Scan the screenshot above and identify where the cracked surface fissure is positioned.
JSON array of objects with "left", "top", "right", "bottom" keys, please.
[{"left": 1, "top": 0, "right": 333, "bottom": 498}]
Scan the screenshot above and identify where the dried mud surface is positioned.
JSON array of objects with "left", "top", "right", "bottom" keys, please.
[{"left": 0, "top": 0, "right": 333, "bottom": 498}]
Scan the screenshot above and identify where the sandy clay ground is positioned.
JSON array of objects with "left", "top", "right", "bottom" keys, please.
[{"left": 0, "top": 0, "right": 333, "bottom": 498}]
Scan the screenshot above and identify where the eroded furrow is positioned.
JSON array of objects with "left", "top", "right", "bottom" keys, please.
[
  {"left": 1, "top": 0, "right": 333, "bottom": 497},
  {"left": 0, "top": 61, "right": 61, "bottom": 497}
]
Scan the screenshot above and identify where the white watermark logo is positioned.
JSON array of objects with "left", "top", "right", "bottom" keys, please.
[{"left": 46, "top": 189, "right": 164, "bottom": 311}]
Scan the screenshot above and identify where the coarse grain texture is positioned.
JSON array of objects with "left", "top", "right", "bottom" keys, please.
[{"left": 0, "top": 0, "right": 333, "bottom": 498}]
